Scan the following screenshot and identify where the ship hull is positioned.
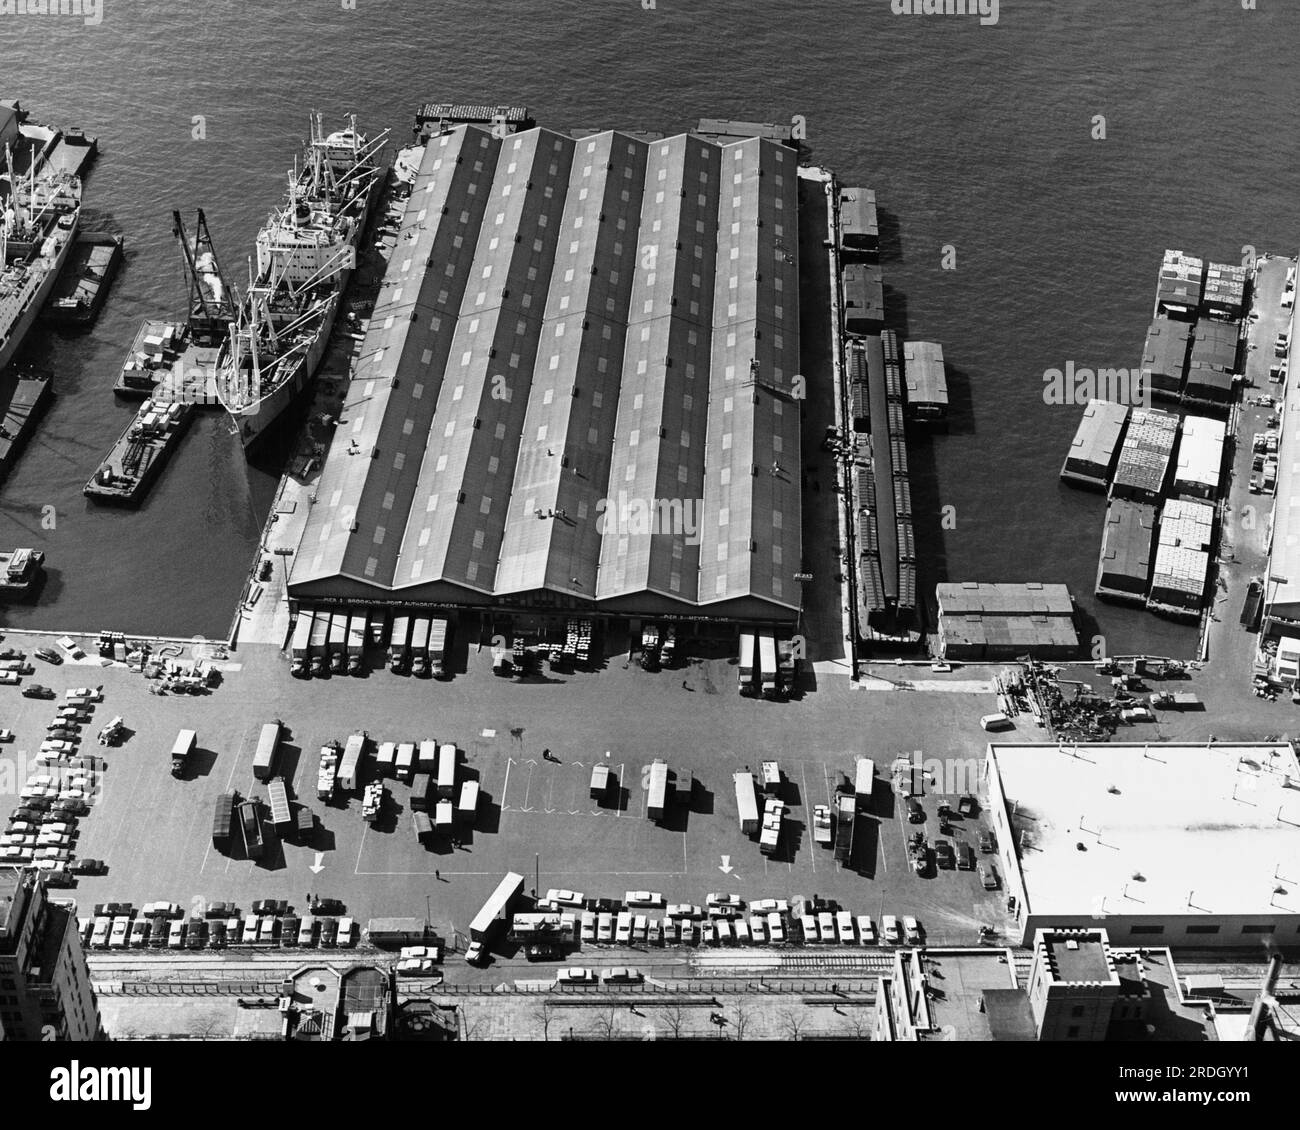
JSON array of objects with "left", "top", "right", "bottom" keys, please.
[
  {"left": 0, "top": 220, "right": 78, "bottom": 370},
  {"left": 225, "top": 158, "right": 384, "bottom": 453}
]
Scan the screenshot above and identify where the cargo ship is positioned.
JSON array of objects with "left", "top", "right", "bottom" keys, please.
[
  {"left": 217, "top": 114, "right": 388, "bottom": 450},
  {"left": 43, "top": 230, "right": 122, "bottom": 325},
  {"left": 83, "top": 398, "right": 194, "bottom": 506},
  {"left": 0, "top": 161, "right": 81, "bottom": 371},
  {"left": 0, "top": 547, "right": 44, "bottom": 596}
]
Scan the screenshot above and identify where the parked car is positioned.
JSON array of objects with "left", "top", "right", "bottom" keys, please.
[
  {"left": 240, "top": 916, "right": 259, "bottom": 944},
  {"left": 543, "top": 888, "right": 585, "bottom": 907},
  {"left": 903, "top": 916, "right": 923, "bottom": 944},
  {"left": 666, "top": 903, "right": 703, "bottom": 918},
  {"left": 337, "top": 918, "right": 355, "bottom": 947},
  {"left": 209, "top": 921, "right": 227, "bottom": 948},
  {"left": 22, "top": 684, "right": 56, "bottom": 699},
  {"left": 601, "top": 967, "right": 643, "bottom": 984},
  {"left": 706, "top": 892, "right": 744, "bottom": 909},
  {"left": 907, "top": 798, "right": 925, "bottom": 823},
  {"left": 205, "top": 901, "right": 236, "bottom": 919},
  {"left": 978, "top": 830, "right": 997, "bottom": 853},
  {"left": 0, "top": 728, "right": 13, "bottom": 743},
  {"left": 64, "top": 687, "right": 103, "bottom": 702},
  {"left": 186, "top": 921, "right": 208, "bottom": 949},
  {"left": 309, "top": 896, "right": 344, "bottom": 915},
  {"left": 625, "top": 890, "right": 664, "bottom": 907},
  {"left": 464, "top": 940, "right": 487, "bottom": 966},
  {"left": 35, "top": 647, "right": 63, "bottom": 665},
  {"left": 129, "top": 919, "right": 149, "bottom": 948},
  {"left": 526, "top": 943, "right": 562, "bottom": 961},
  {"left": 882, "top": 915, "right": 901, "bottom": 944},
  {"left": 856, "top": 915, "right": 877, "bottom": 945},
  {"left": 935, "top": 840, "right": 955, "bottom": 870},
  {"left": 319, "top": 917, "right": 340, "bottom": 947},
  {"left": 555, "top": 967, "right": 597, "bottom": 984},
  {"left": 298, "top": 919, "right": 317, "bottom": 947}
]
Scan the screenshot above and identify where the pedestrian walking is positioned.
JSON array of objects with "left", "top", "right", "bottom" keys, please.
[{"left": 435, "top": 869, "right": 441, "bottom": 881}]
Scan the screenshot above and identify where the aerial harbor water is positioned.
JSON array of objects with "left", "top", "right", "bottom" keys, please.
[{"left": 0, "top": 0, "right": 1295, "bottom": 653}]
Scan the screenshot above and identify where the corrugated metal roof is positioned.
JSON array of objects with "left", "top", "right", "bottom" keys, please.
[
  {"left": 1156, "top": 249, "right": 1204, "bottom": 313},
  {"left": 291, "top": 126, "right": 801, "bottom": 615}
]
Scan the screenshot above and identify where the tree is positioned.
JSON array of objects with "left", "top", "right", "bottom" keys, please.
[
  {"left": 532, "top": 1001, "right": 555, "bottom": 1042},
  {"left": 662, "top": 1004, "right": 687, "bottom": 1039},
  {"left": 729, "top": 1004, "right": 752, "bottom": 1042},
  {"left": 778, "top": 1008, "right": 805, "bottom": 1042},
  {"left": 838, "top": 1013, "right": 872, "bottom": 1040},
  {"left": 593, "top": 1007, "right": 618, "bottom": 1040},
  {"left": 189, "top": 1014, "right": 223, "bottom": 1040}
]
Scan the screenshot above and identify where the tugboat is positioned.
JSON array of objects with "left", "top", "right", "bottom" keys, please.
[{"left": 0, "top": 547, "right": 44, "bottom": 597}]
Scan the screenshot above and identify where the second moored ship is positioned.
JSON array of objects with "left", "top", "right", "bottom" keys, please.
[{"left": 217, "top": 113, "right": 388, "bottom": 450}]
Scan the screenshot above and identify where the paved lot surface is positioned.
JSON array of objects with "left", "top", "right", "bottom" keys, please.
[{"left": 0, "top": 634, "right": 1015, "bottom": 949}]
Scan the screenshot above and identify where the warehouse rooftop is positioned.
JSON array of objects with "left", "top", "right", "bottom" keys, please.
[{"left": 988, "top": 743, "right": 1300, "bottom": 919}]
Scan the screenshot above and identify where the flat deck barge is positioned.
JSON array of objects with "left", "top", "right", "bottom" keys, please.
[
  {"left": 84, "top": 399, "right": 194, "bottom": 506},
  {"left": 43, "top": 231, "right": 122, "bottom": 325},
  {"left": 0, "top": 371, "right": 52, "bottom": 483},
  {"left": 114, "top": 318, "right": 221, "bottom": 403}
]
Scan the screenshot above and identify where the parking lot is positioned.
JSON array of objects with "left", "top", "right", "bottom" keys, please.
[{"left": 0, "top": 632, "right": 1017, "bottom": 955}]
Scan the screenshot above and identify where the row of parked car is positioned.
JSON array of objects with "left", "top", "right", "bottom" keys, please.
[
  {"left": 85, "top": 912, "right": 358, "bottom": 950},
  {"left": 539, "top": 891, "right": 923, "bottom": 948},
  {"left": 1, "top": 688, "right": 107, "bottom": 884},
  {"left": 83, "top": 896, "right": 355, "bottom": 950}
]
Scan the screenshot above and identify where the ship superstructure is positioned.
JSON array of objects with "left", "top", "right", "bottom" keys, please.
[{"left": 218, "top": 114, "right": 388, "bottom": 449}]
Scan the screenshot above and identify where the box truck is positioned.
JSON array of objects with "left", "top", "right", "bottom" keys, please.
[
  {"left": 170, "top": 729, "right": 196, "bottom": 779},
  {"left": 338, "top": 732, "right": 366, "bottom": 792},
  {"left": 251, "top": 721, "right": 282, "bottom": 782},
  {"left": 738, "top": 632, "right": 756, "bottom": 695},
  {"left": 410, "top": 773, "right": 432, "bottom": 812},
  {"left": 328, "top": 614, "right": 347, "bottom": 674},
  {"left": 734, "top": 772, "right": 759, "bottom": 835},
  {"left": 308, "top": 613, "right": 330, "bottom": 676},
  {"left": 457, "top": 779, "right": 479, "bottom": 825},
  {"left": 646, "top": 759, "right": 670, "bottom": 823},
  {"left": 395, "top": 742, "right": 415, "bottom": 783},
  {"left": 211, "top": 791, "right": 236, "bottom": 848},
  {"left": 428, "top": 617, "right": 448, "bottom": 678},
  {"left": 854, "top": 757, "right": 875, "bottom": 809},
  {"left": 409, "top": 617, "right": 432, "bottom": 677},
  {"left": 437, "top": 743, "right": 457, "bottom": 799},
  {"left": 388, "top": 615, "right": 411, "bottom": 673},
  {"left": 346, "top": 614, "right": 367, "bottom": 675},
  {"left": 758, "top": 634, "right": 778, "bottom": 699},
  {"left": 290, "top": 613, "right": 313, "bottom": 677}
]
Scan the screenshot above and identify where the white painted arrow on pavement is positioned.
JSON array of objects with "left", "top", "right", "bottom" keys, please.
[
  {"left": 719, "top": 855, "right": 734, "bottom": 874},
  {"left": 309, "top": 852, "right": 325, "bottom": 874}
]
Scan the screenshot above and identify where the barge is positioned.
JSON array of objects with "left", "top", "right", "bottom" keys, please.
[
  {"left": 0, "top": 368, "right": 52, "bottom": 482},
  {"left": 1095, "top": 498, "right": 1156, "bottom": 604},
  {"left": 1146, "top": 498, "right": 1215, "bottom": 620},
  {"left": 83, "top": 398, "right": 194, "bottom": 506},
  {"left": 1061, "top": 399, "right": 1129, "bottom": 490},
  {"left": 43, "top": 231, "right": 122, "bottom": 325},
  {"left": 1109, "top": 406, "right": 1179, "bottom": 503}
]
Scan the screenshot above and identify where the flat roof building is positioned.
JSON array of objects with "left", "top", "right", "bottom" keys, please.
[
  {"left": 288, "top": 125, "right": 802, "bottom": 625},
  {"left": 902, "top": 340, "right": 947, "bottom": 421},
  {"left": 1171, "top": 415, "right": 1225, "bottom": 500},
  {"left": 935, "top": 582, "right": 1078, "bottom": 660},
  {"left": 1095, "top": 499, "right": 1155, "bottom": 603},
  {"left": 0, "top": 867, "right": 100, "bottom": 1040},
  {"left": 986, "top": 742, "right": 1300, "bottom": 947},
  {"left": 1139, "top": 317, "right": 1191, "bottom": 400},
  {"left": 1061, "top": 399, "right": 1129, "bottom": 490},
  {"left": 1150, "top": 495, "right": 1215, "bottom": 617},
  {"left": 1189, "top": 318, "right": 1239, "bottom": 374}
]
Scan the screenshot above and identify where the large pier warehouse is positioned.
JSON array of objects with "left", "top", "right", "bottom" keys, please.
[{"left": 287, "top": 124, "right": 804, "bottom": 639}]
